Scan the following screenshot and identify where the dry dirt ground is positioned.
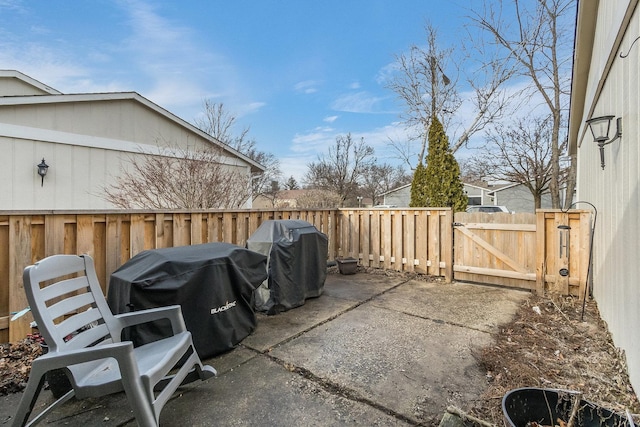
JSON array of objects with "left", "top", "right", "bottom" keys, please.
[
  {"left": 2, "top": 269, "right": 638, "bottom": 426},
  {"left": 469, "top": 293, "right": 639, "bottom": 425}
]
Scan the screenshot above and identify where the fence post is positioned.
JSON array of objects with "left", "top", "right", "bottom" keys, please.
[
  {"left": 443, "top": 209, "right": 453, "bottom": 283},
  {"left": 9, "top": 216, "right": 32, "bottom": 342},
  {"left": 535, "top": 210, "right": 546, "bottom": 295}
]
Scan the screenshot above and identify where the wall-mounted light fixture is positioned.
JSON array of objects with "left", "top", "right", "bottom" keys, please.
[
  {"left": 37, "top": 158, "right": 49, "bottom": 186},
  {"left": 585, "top": 115, "right": 622, "bottom": 169}
]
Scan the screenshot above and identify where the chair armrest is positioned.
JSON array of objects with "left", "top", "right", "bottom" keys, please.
[
  {"left": 114, "top": 305, "right": 187, "bottom": 334},
  {"left": 34, "top": 342, "right": 134, "bottom": 372}
]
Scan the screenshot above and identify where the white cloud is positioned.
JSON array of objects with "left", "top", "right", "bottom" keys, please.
[
  {"left": 323, "top": 115, "right": 339, "bottom": 123},
  {"left": 0, "top": 0, "right": 25, "bottom": 12},
  {"left": 279, "top": 155, "right": 317, "bottom": 183},
  {"left": 239, "top": 102, "right": 266, "bottom": 116},
  {"left": 349, "top": 81, "right": 361, "bottom": 89},
  {"left": 331, "top": 91, "right": 387, "bottom": 114},
  {"left": 294, "top": 80, "right": 320, "bottom": 94},
  {"left": 289, "top": 121, "right": 411, "bottom": 168},
  {"left": 291, "top": 128, "right": 336, "bottom": 154},
  {"left": 114, "top": 0, "right": 261, "bottom": 122},
  {"left": 375, "top": 62, "right": 398, "bottom": 85}
]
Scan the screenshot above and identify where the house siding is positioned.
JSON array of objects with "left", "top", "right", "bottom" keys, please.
[
  {"left": 573, "top": 0, "right": 640, "bottom": 392},
  {"left": 0, "top": 99, "right": 198, "bottom": 148},
  {"left": 383, "top": 185, "right": 410, "bottom": 206},
  {"left": 381, "top": 183, "right": 494, "bottom": 208},
  {"left": 0, "top": 134, "right": 249, "bottom": 210},
  {"left": 0, "top": 75, "right": 258, "bottom": 211},
  {"left": 0, "top": 78, "right": 49, "bottom": 96},
  {"left": 491, "top": 184, "right": 553, "bottom": 213}
]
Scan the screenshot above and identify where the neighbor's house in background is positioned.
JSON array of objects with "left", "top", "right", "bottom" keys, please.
[
  {"left": 487, "top": 182, "right": 553, "bottom": 213},
  {"left": 378, "top": 182, "right": 549, "bottom": 212},
  {"left": 0, "top": 70, "right": 263, "bottom": 210},
  {"left": 568, "top": 0, "right": 640, "bottom": 393},
  {"left": 379, "top": 183, "right": 495, "bottom": 209}
]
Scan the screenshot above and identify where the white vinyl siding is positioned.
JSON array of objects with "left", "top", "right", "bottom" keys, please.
[{"left": 574, "top": 0, "right": 640, "bottom": 392}]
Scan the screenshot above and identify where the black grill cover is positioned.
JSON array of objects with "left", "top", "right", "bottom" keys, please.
[
  {"left": 246, "top": 220, "right": 328, "bottom": 314},
  {"left": 107, "top": 242, "right": 267, "bottom": 359}
]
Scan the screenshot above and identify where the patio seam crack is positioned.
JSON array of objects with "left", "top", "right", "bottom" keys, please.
[
  {"left": 263, "top": 352, "right": 423, "bottom": 426},
  {"left": 368, "top": 304, "right": 495, "bottom": 335},
  {"left": 236, "top": 279, "right": 427, "bottom": 425},
  {"left": 245, "top": 278, "right": 414, "bottom": 352}
]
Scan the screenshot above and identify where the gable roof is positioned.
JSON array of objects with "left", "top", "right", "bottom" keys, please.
[
  {"left": 378, "top": 181, "right": 494, "bottom": 198},
  {"left": 378, "top": 183, "right": 411, "bottom": 197},
  {"left": 0, "top": 71, "right": 264, "bottom": 173},
  {"left": 0, "top": 70, "right": 62, "bottom": 95}
]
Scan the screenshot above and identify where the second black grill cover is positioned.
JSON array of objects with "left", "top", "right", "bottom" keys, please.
[
  {"left": 247, "top": 220, "right": 328, "bottom": 314},
  {"left": 107, "top": 242, "right": 267, "bottom": 358}
]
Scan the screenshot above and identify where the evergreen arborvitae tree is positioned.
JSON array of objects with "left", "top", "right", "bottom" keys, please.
[
  {"left": 420, "top": 115, "right": 467, "bottom": 211},
  {"left": 410, "top": 162, "right": 428, "bottom": 207}
]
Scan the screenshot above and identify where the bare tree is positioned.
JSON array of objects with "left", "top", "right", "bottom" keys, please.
[
  {"left": 470, "top": 0, "right": 576, "bottom": 208},
  {"left": 104, "top": 144, "right": 251, "bottom": 209},
  {"left": 477, "top": 117, "right": 561, "bottom": 209},
  {"left": 458, "top": 157, "right": 490, "bottom": 187},
  {"left": 194, "top": 100, "right": 281, "bottom": 199},
  {"left": 304, "top": 134, "right": 375, "bottom": 207},
  {"left": 261, "top": 180, "right": 281, "bottom": 208},
  {"left": 386, "top": 23, "right": 514, "bottom": 168},
  {"left": 386, "top": 25, "right": 460, "bottom": 167},
  {"left": 360, "top": 164, "right": 412, "bottom": 206}
]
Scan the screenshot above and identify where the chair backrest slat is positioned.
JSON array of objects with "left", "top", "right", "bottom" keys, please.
[
  {"left": 55, "top": 306, "right": 103, "bottom": 340},
  {"left": 40, "top": 276, "right": 89, "bottom": 303},
  {"left": 63, "top": 324, "right": 111, "bottom": 350},
  {"left": 48, "top": 292, "right": 96, "bottom": 321}
]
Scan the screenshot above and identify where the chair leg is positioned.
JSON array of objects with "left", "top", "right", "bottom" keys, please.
[
  {"left": 24, "top": 390, "right": 75, "bottom": 427},
  {"left": 12, "top": 365, "right": 77, "bottom": 427},
  {"left": 121, "top": 374, "right": 159, "bottom": 427},
  {"left": 12, "top": 372, "right": 45, "bottom": 427}
]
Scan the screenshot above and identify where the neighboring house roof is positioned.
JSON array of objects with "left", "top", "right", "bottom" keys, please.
[
  {"left": 378, "top": 183, "right": 410, "bottom": 197},
  {"left": 379, "top": 181, "right": 494, "bottom": 198},
  {"left": 0, "top": 71, "right": 264, "bottom": 173},
  {"left": 486, "top": 182, "right": 521, "bottom": 195},
  {"left": 276, "top": 189, "right": 308, "bottom": 199},
  {"left": 464, "top": 182, "right": 492, "bottom": 191},
  {"left": 0, "top": 69, "right": 62, "bottom": 95}
]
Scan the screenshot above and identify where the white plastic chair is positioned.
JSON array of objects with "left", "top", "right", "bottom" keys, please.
[{"left": 13, "top": 254, "right": 216, "bottom": 427}]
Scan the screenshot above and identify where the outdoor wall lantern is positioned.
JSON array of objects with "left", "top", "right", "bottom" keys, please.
[
  {"left": 37, "top": 158, "right": 49, "bottom": 186},
  {"left": 585, "top": 115, "right": 622, "bottom": 169}
]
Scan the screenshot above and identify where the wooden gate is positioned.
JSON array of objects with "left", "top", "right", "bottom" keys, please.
[{"left": 453, "top": 210, "right": 592, "bottom": 297}]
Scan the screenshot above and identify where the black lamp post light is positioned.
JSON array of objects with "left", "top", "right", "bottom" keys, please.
[
  {"left": 37, "top": 158, "right": 49, "bottom": 186},
  {"left": 585, "top": 115, "right": 622, "bottom": 170}
]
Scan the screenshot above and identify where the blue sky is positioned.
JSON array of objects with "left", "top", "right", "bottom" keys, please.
[{"left": 1, "top": 0, "right": 482, "bottom": 182}]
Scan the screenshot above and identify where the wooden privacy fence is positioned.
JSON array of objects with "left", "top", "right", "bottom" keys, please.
[
  {"left": 338, "top": 208, "right": 453, "bottom": 277},
  {"left": 453, "top": 210, "right": 593, "bottom": 298},
  {"left": 1, "top": 208, "right": 589, "bottom": 343},
  {"left": 0, "top": 208, "right": 451, "bottom": 342}
]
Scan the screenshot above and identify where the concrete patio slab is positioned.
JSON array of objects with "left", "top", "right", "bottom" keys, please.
[
  {"left": 242, "top": 295, "right": 356, "bottom": 352},
  {"left": 322, "top": 274, "right": 406, "bottom": 302},
  {"left": 1, "top": 272, "right": 530, "bottom": 426},
  {"left": 371, "top": 280, "right": 529, "bottom": 333},
  {"left": 161, "top": 355, "right": 412, "bottom": 426},
  {"left": 269, "top": 303, "right": 493, "bottom": 425}
]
